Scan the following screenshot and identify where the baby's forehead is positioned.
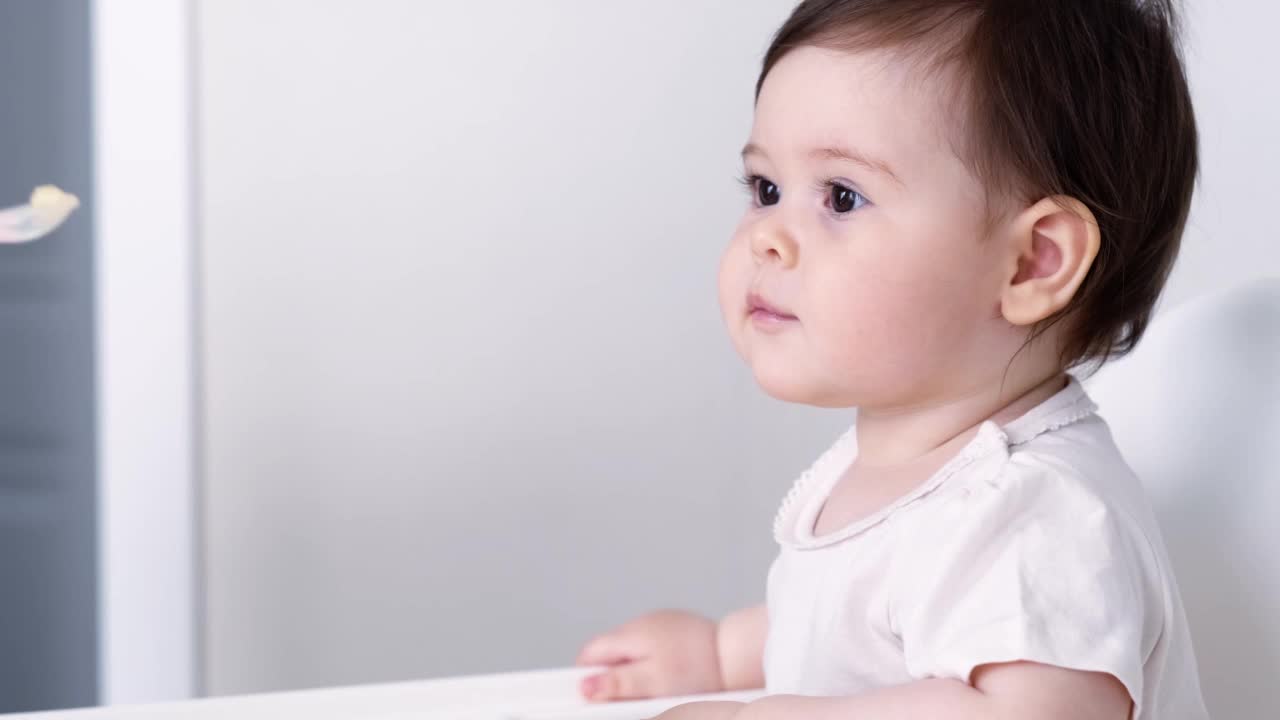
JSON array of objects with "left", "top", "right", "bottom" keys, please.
[{"left": 752, "top": 46, "right": 965, "bottom": 175}]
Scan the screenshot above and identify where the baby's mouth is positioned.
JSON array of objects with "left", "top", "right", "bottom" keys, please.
[{"left": 747, "top": 292, "right": 798, "bottom": 323}]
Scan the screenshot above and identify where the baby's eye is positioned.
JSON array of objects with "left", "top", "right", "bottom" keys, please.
[
  {"left": 758, "top": 179, "right": 780, "bottom": 207},
  {"left": 740, "top": 174, "right": 780, "bottom": 207},
  {"left": 828, "top": 182, "right": 868, "bottom": 214}
]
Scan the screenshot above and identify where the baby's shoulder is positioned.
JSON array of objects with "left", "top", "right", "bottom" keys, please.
[
  {"left": 994, "top": 414, "right": 1150, "bottom": 518},
  {"left": 902, "top": 416, "right": 1165, "bottom": 573}
]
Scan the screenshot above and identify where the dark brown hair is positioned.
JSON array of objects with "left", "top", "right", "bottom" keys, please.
[{"left": 757, "top": 0, "right": 1199, "bottom": 367}]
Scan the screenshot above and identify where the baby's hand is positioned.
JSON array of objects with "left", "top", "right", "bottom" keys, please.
[{"left": 576, "top": 609, "right": 724, "bottom": 702}]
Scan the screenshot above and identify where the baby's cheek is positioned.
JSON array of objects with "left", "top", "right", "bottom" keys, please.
[{"left": 814, "top": 263, "right": 979, "bottom": 397}]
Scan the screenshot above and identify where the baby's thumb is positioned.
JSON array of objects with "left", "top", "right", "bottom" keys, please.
[{"left": 580, "top": 664, "right": 653, "bottom": 702}]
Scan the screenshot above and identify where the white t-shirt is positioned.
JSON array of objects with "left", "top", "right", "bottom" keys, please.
[{"left": 764, "top": 377, "right": 1208, "bottom": 719}]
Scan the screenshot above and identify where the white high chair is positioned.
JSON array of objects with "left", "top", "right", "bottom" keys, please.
[{"left": 1087, "top": 277, "right": 1280, "bottom": 718}]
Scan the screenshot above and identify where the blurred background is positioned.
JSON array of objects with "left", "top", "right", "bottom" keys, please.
[{"left": 0, "top": 0, "right": 1276, "bottom": 715}]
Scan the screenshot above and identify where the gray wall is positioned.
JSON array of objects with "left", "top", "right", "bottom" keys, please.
[
  {"left": 1165, "top": 1, "right": 1280, "bottom": 308},
  {"left": 197, "top": 0, "right": 825, "bottom": 695},
  {"left": 0, "top": 0, "right": 97, "bottom": 713},
  {"left": 196, "top": 0, "right": 1280, "bottom": 697}
]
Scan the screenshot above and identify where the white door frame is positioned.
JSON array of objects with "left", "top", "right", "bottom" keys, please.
[{"left": 92, "top": 0, "right": 199, "bottom": 704}]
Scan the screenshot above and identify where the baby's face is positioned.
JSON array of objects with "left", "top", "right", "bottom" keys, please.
[{"left": 720, "top": 46, "right": 1018, "bottom": 409}]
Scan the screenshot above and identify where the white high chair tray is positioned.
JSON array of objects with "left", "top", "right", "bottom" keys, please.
[{"left": 7, "top": 668, "right": 765, "bottom": 720}]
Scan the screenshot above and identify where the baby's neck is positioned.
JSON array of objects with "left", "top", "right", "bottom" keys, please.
[{"left": 853, "top": 371, "right": 1068, "bottom": 468}]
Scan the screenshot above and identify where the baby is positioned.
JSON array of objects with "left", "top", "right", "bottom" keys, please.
[{"left": 577, "top": 1, "right": 1206, "bottom": 719}]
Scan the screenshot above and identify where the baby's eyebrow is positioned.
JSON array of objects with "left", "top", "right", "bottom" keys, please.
[
  {"left": 740, "top": 142, "right": 904, "bottom": 188},
  {"left": 810, "top": 145, "right": 904, "bottom": 187}
]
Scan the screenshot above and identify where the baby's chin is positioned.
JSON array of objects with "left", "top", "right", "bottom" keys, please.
[{"left": 749, "top": 360, "right": 854, "bottom": 409}]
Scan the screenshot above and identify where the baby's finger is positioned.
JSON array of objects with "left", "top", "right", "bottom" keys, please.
[
  {"left": 576, "top": 632, "right": 640, "bottom": 667},
  {"left": 582, "top": 664, "right": 653, "bottom": 702}
]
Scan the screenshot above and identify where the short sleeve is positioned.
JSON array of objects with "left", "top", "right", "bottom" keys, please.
[{"left": 892, "top": 454, "right": 1162, "bottom": 711}]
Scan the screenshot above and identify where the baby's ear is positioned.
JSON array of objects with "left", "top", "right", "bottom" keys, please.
[{"left": 1000, "top": 196, "right": 1100, "bottom": 326}]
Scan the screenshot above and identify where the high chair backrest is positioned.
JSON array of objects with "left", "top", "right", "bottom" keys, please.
[{"left": 1086, "top": 277, "right": 1280, "bottom": 719}]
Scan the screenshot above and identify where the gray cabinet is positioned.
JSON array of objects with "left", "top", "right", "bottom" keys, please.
[{"left": 0, "top": 0, "right": 97, "bottom": 712}]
